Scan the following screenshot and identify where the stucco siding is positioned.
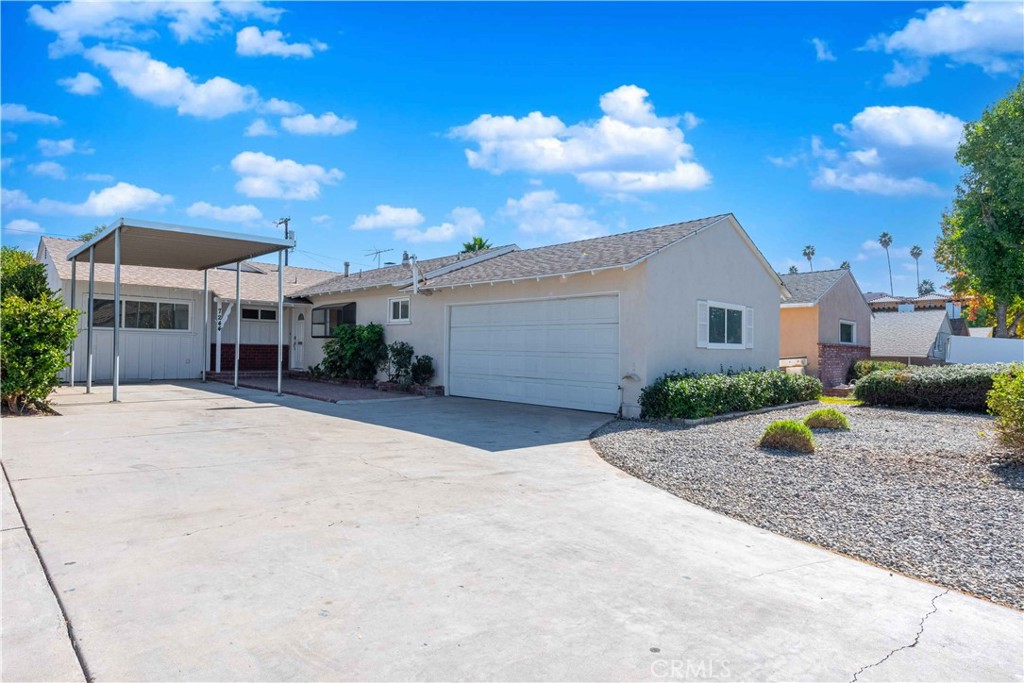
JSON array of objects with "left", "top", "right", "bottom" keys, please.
[
  {"left": 817, "top": 274, "right": 872, "bottom": 346},
  {"left": 780, "top": 307, "right": 820, "bottom": 373}
]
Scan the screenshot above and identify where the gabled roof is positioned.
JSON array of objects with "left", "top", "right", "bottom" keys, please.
[
  {"left": 871, "top": 309, "right": 949, "bottom": 358},
  {"left": 409, "top": 214, "right": 750, "bottom": 290},
  {"left": 864, "top": 291, "right": 888, "bottom": 302},
  {"left": 778, "top": 269, "right": 850, "bottom": 306},
  {"left": 869, "top": 294, "right": 906, "bottom": 304},
  {"left": 41, "top": 237, "right": 339, "bottom": 303}
]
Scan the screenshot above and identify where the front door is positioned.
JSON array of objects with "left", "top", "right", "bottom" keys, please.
[{"left": 291, "top": 311, "right": 305, "bottom": 369}]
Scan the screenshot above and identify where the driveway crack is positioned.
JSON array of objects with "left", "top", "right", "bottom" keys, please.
[{"left": 849, "top": 589, "right": 949, "bottom": 683}]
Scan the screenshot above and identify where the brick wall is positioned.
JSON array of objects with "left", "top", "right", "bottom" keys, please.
[
  {"left": 211, "top": 344, "right": 288, "bottom": 372},
  {"left": 817, "top": 343, "right": 870, "bottom": 387}
]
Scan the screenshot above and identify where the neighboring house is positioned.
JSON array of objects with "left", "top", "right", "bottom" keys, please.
[
  {"left": 778, "top": 269, "right": 873, "bottom": 387},
  {"left": 968, "top": 326, "right": 994, "bottom": 338},
  {"left": 38, "top": 213, "right": 785, "bottom": 417},
  {"left": 868, "top": 292, "right": 962, "bottom": 318},
  {"left": 870, "top": 309, "right": 952, "bottom": 365}
]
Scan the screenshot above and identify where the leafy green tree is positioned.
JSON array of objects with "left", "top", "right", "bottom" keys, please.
[
  {"left": 878, "top": 232, "right": 894, "bottom": 295},
  {"left": 935, "top": 79, "right": 1024, "bottom": 337},
  {"left": 839, "top": 261, "right": 851, "bottom": 270},
  {"left": 1, "top": 246, "right": 49, "bottom": 301},
  {"left": 910, "top": 245, "right": 923, "bottom": 291},
  {"left": 461, "top": 236, "right": 492, "bottom": 253},
  {"left": 77, "top": 225, "right": 106, "bottom": 241},
  {"left": 917, "top": 279, "right": 936, "bottom": 296},
  {"left": 787, "top": 265, "right": 799, "bottom": 274},
  {"left": 802, "top": 244, "right": 815, "bottom": 271}
]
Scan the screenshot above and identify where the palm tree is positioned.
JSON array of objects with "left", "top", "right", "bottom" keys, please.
[
  {"left": 918, "top": 279, "right": 936, "bottom": 296},
  {"left": 461, "top": 236, "right": 492, "bottom": 253},
  {"left": 788, "top": 265, "right": 799, "bottom": 274},
  {"left": 840, "top": 260, "right": 850, "bottom": 270},
  {"left": 910, "top": 244, "right": 923, "bottom": 291},
  {"left": 878, "top": 232, "right": 894, "bottom": 295},
  {"left": 802, "top": 244, "right": 815, "bottom": 272}
]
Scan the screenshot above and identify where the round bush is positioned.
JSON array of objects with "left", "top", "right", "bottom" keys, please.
[
  {"left": 988, "top": 365, "right": 1024, "bottom": 452},
  {"left": 803, "top": 408, "right": 850, "bottom": 430},
  {"left": 758, "top": 420, "right": 815, "bottom": 453}
]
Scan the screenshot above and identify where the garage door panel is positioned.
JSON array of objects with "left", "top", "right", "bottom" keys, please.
[{"left": 448, "top": 296, "right": 619, "bottom": 413}]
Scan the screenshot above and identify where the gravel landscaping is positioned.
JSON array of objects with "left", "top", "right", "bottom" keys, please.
[{"left": 591, "top": 404, "right": 1024, "bottom": 609}]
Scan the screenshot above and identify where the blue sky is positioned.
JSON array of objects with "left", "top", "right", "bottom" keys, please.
[{"left": 2, "top": 2, "right": 1021, "bottom": 295}]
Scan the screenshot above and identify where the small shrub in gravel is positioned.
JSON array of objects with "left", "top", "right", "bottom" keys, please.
[
  {"left": 854, "top": 363, "right": 1009, "bottom": 412},
  {"left": 803, "top": 408, "right": 849, "bottom": 430},
  {"left": 758, "top": 420, "right": 815, "bottom": 453},
  {"left": 988, "top": 365, "right": 1024, "bottom": 452},
  {"left": 639, "top": 370, "right": 822, "bottom": 420},
  {"left": 847, "top": 359, "right": 905, "bottom": 383}
]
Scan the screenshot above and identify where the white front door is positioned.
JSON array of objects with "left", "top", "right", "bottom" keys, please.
[{"left": 291, "top": 310, "right": 305, "bottom": 369}]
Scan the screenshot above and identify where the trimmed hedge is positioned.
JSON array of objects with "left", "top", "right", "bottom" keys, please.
[
  {"left": 853, "top": 363, "right": 1009, "bottom": 412},
  {"left": 847, "top": 359, "right": 906, "bottom": 383},
  {"left": 759, "top": 420, "right": 816, "bottom": 453},
  {"left": 639, "top": 370, "right": 822, "bottom": 420},
  {"left": 988, "top": 365, "right": 1024, "bottom": 451}
]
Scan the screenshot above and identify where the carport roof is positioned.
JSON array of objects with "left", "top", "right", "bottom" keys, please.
[{"left": 66, "top": 218, "right": 294, "bottom": 271}]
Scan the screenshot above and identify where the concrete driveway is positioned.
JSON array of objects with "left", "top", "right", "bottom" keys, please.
[{"left": 2, "top": 382, "right": 1021, "bottom": 682}]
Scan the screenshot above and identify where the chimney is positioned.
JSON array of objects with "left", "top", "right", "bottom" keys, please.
[
  {"left": 343, "top": 261, "right": 350, "bottom": 278},
  {"left": 402, "top": 250, "right": 410, "bottom": 265}
]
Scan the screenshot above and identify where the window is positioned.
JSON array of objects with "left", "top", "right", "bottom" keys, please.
[
  {"left": 311, "top": 303, "right": 356, "bottom": 337},
  {"left": 698, "top": 300, "right": 751, "bottom": 349},
  {"left": 839, "top": 320, "right": 856, "bottom": 345},
  {"left": 388, "top": 296, "right": 410, "bottom": 324},
  {"left": 242, "top": 307, "right": 277, "bottom": 322},
  {"left": 89, "top": 298, "right": 190, "bottom": 331}
]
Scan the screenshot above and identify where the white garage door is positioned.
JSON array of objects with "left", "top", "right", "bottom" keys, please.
[{"left": 448, "top": 295, "right": 620, "bottom": 413}]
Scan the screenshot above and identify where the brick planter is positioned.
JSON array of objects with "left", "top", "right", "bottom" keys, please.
[
  {"left": 210, "top": 344, "right": 288, "bottom": 372},
  {"left": 817, "top": 343, "right": 870, "bottom": 388}
]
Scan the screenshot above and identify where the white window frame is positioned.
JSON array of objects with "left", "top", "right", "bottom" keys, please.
[
  {"left": 387, "top": 296, "right": 411, "bottom": 325},
  {"left": 839, "top": 319, "right": 857, "bottom": 345},
  {"left": 697, "top": 299, "right": 753, "bottom": 350},
  {"left": 90, "top": 296, "right": 192, "bottom": 333}
]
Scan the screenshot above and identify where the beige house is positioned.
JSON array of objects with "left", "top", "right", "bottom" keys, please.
[
  {"left": 778, "top": 269, "right": 873, "bottom": 387},
  {"left": 38, "top": 213, "right": 785, "bottom": 417}
]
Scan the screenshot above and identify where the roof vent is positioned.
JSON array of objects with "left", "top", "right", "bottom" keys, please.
[
  {"left": 402, "top": 250, "right": 410, "bottom": 264},
  {"left": 344, "top": 261, "right": 350, "bottom": 278}
]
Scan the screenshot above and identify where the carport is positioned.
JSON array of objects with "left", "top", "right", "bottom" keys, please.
[{"left": 66, "top": 218, "right": 295, "bottom": 401}]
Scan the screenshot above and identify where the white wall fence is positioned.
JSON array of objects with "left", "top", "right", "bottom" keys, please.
[{"left": 946, "top": 335, "right": 1024, "bottom": 364}]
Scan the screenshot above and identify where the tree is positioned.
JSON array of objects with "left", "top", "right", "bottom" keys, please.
[
  {"left": 917, "top": 279, "right": 936, "bottom": 296},
  {"left": 77, "top": 225, "right": 106, "bottom": 241},
  {"left": 788, "top": 265, "right": 799, "bottom": 274},
  {"left": 461, "top": 236, "right": 492, "bottom": 253},
  {"left": 878, "top": 232, "right": 894, "bottom": 295},
  {"left": 802, "top": 244, "right": 815, "bottom": 272},
  {"left": 935, "top": 79, "right": 1024, "bottom": 337},
  {"left": 840, "top": 261, "right": 851, "bottom": 270},
  {"left": 1, "top": 246, "right": 49, "bottom": 301},
  {"left": 910, "top": 245, "right": 923, "bottom": 291}
]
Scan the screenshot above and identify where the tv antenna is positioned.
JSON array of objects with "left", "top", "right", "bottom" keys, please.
[
  {"left": 274, "top": 217, "right": 294, "bottom": 266},
  {"left": 365, "top": 247, "right": 393, "bottom": 269}
]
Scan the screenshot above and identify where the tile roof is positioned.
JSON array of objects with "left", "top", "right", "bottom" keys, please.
[
  {"left": 778, "top": 269, "right": 849, "bottom": 305},
  {"left": 863, "top": 291, "right": 888, "bottom": 302},
  {"left": 415, "top": 214, "right": 732, "bottom": 290},
  {"left": 41, "top": 237, "right": 339, "bottom": 303},
  {"left": 870, "top": 309, "right": 949, "bottom": 358}
]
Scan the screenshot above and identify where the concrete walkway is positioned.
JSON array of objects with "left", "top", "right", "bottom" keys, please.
[{"left": 2, "top": 382, "right": 1021, "bottom": 681}]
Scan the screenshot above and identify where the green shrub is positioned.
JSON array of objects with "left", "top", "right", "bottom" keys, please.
[
  {"left": 854, "top": 363, "right": 1008, "bottom": 411},
  {"left": 988, "top": 365, "right": 1024, "bottom": 451},
  {"left": 1, "top": 294, "right": 79, "bottom": 413},
  {"left": 847, "top": 359, "right": 906, "bottom": 383},
  {"left": 386, "top": 341, "right": 414, "bottom": 383},
  {"left": 639, "top": 369, "right": 822, "bottom": 420},
  {"left": 758, "top": 420, "right": 816, "bottom": 453},
  {"left": 803, "top": 407, "right": 850, "bottom": 430},
  {"left": 1, "top": 247, "right": 49, "bottom": 302},
  {"left": 320, "top": 323, "right": 388, "bottom": 381},
  {"left": 411, "top": 355, "right": 435, "bottom": 385}
]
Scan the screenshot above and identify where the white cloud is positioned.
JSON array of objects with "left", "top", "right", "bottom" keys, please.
[
  {"left": 500, "top": 190, "right": 607, "bottom": 242},
  {"left": 352, "top": 205, "right": 425, "bottom": 231},
  {"left": 236, "top": 26, "right": 327, "bottom": 59},
  {"left": 811, "top": 38, "right": 836, "bottom": 62},
  {"left": 281, "top": 112, "right": 357, "bottom": 136},
  {"left": 311, "top": 214, "right": 332, "bottom": 226},
  {"left": 28, "top": 1, "right": 283, "bottom": 57},
  {"left": 395, "top": 207, "right": 484, "bottom": 244},
  {"left": 186, "top": 201, "right": 262, "bottom": 224},
  {"left": 260, "top": 98, "right": 303, "bottom": 116},
  {"left": 680, "top": 112, "right": 701, "bottom": 130},
  {"left": 866, "top": 2, "right": 1024, "bottom": 85},
  {"left": 83, "top": 173, "right": 115, "bottom": 182},
  {"left": 3, "top": 182, "right": 172, "bottom": 216},
  {"left": 28, "top": 161, "right": 67, "bottom": 180},
  {"left": 85, "top": 45, "right": 259, "bottom": 119},
  {"left": 813, "top": 168, "right": 940, "bottom": 196},
  {"left": 58, "top": 71, "right": 102, "bottom": 95},
  {"left": 38, "top": 138, "right": 92, "bottom": 157},
  {"left": 450, "top": 84, "right": 711, "bottom": 194},
  {"left": 231, "top": 151, "right": 343, "bottom": 200},
  {"left": 244, "top": 118, "right": 276, "bottom": 137},
  {"left": 0, "top": 103, "right": 61, "bottom": 125},
  {"left": 5, "top": 219, "right": 45, "bottom": 234},
  {"left": 856, "top": 239, "right": 912, "bottom": 262}
]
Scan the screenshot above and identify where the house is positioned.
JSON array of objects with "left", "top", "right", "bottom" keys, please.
[
  {"left": 867, "top": 291, "right": 963, "bottom": 319},
  {"left": 870, "top": 309, "right": 952, "bottom": 365},
  {"left": 39, "top": 213, "right": 785, "bottom": 417},
  {"left": 778, "top": 269, "right": 873, "bottom": 387}
]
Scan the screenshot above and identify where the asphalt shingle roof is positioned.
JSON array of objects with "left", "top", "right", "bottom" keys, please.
[
  {"left": 778, "top": 269, "right": 849, "bottom": 305},
  {"left": 418, "top": 214, "right": 731, "bottom": 290},
  {"left": 870, "top": 309, "right": 948, "bottom": 358},
  {"left": 42, "top": 237, "right": 339, "bottom": 303}
]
